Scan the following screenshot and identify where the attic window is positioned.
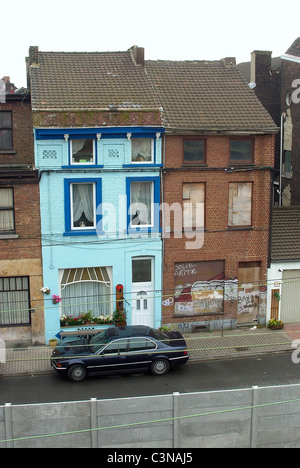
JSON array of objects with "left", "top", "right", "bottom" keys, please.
[
  {"left": 71, "top": 139, "right": 95, "bottom": 164},
  {"left": 131, "top": 138, "right": 153, "bottom": 163}
]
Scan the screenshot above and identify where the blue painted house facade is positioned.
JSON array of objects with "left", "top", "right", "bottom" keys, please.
[{"left": 28, "top": 46, "right": 164, "bottom": 342}]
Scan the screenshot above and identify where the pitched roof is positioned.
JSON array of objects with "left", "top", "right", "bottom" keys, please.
[
  {"left": 28, "top": 46, "right": 277, "bottom": 133},
  {"left": 285, "top": 37, "right": 300, "bottom": 58},
  {"left": 145, "top": 59, "right": 276, "bottom": 132},
  {"left": 29, "top": 49, "right": 160, "bottom": 111},
  {"left": 271, "top": 206, "right": 300, "bottom": 261}
]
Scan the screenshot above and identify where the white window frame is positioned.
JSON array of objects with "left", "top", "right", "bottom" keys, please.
[
  {"left": 131, "top": 138, "right": 154, "bottom": 164},
  {"left": 130, "top": 181, "right": 154, "bottom": 228},
  {"left": 70, "top": 139, "right": 96, "bottom": 165}
]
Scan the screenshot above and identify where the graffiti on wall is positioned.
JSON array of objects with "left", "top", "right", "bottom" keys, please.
[{"left": 172, "top": 260, "right": 238, "bottom": 317}]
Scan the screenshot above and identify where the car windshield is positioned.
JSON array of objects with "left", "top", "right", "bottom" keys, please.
[{"left": 89, "top": 330, "right": 110, "bottom": 353}]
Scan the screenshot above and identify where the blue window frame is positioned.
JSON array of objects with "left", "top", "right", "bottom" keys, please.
[
  {"left": 64, "top": 178, "right": 102, "bottom": 236},
  {"left": 126, "top": 177, "right": 160, "bottom": 233}
]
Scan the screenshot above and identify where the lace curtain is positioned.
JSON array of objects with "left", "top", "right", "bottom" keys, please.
[
  {"left": 0, "top": 188, "right": 14, "bottom": 231},
  {"left": 130, "top": 181, "right": 152, "bottom": 225},
  {"left": 72, "top": 183, "right": 94, "bottom": 226}
]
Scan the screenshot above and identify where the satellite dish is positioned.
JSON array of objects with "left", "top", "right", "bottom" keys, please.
[{"left": 248, "top": 82, "right": 256, "bottom": 89}]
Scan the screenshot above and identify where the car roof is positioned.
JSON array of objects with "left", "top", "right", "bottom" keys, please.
[{"left": 106, "top": 325, "right": 153, "bottom": 340}]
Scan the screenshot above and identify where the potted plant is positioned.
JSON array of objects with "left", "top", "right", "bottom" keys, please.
[
  {"left": 52, "top": 294, "right": 61, "bottom": 304},
  {"left": 268, "top": 318, "right": 284, "bottom": 330},
  {"left": 60, "top": 315, "right": 67, "bottom": 327},
  {"left": 41, "top": 286, "right": 50, "bottom": 295},
  {"left": 112, "top": 309, "right": 127, "bottom": 327},
  {"left": 49, "top": 338, "right": 58, "bottom": 347},
  {"left": 82, "top": 310, "right": 94, "bottom": 324}
]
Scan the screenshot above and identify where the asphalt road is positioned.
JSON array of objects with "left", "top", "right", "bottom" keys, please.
[{"left": 1, "top": 352, "right": 299, "bottom": 405}]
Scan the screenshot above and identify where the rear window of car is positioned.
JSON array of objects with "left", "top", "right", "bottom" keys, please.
[{"left": 152, "top": 329, "right": 170, "bottom": 345}]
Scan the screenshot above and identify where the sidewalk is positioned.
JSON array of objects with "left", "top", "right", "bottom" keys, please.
[{"left": 0, "top": 325, "right": 299, "bottom": 377}]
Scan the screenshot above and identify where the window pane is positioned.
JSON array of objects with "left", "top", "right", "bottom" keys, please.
[
  {"left": 230, "top": 140, "right": 253, "bottom": 162},
  {"left": 72, "top": 183, "right": 95, "bottom": 228},
  {"left": 132, "top": 259, "right": 152, "bottom": 283},
  {"left": 0, "top": 129, "right": 12, "bottom": 149},
  {"left": 184, "top": 140, "right": 204, "bottom": 162},
  {"left": 0, "top": 112, "right": 12, "bottom": 128},
  {"left": 183, "top": 183, "right": 204, "bottom": 228},
  {"left": 130, "top": 181, "right": 152, "bottom": 225},
  {"left": 0, "top": 276, "right": 30, "bottom": 325},
  {"left": 131, "top": 139, "right": 152, "bottom": 162},
  {"left": 228, "top": 183, "right": 252, "bottom": 226},
  {"left": 72, "top": 139, "right": 94, "bottom": 163},
  {"left": 0, "top": 188, "right": 14, "bottom": 231},
  {"left": 0, "top": 188, "right": 13, "bottom": 207},
  {"left": 128, "top": 338, "right": 148, "bottom": 352}
]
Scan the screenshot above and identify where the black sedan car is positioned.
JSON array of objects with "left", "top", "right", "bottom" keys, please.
[{"left": 51, "top": 325, "right": 189, "bottom": 382}]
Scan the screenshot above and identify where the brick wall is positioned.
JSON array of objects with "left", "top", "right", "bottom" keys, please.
[
  {"left": 0, "top": 98, "right": 33, "bottom": 166},
  {"left": 162, "top": 133, "right": 275, "bottom": 326}
]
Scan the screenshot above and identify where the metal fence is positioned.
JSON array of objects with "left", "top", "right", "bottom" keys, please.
[{"left": 1, "top": 383, "right": 300, "bottom": 448}]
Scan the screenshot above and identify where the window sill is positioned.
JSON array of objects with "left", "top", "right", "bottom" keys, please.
[
  {"left": 63, "top": 230, "right": 104, "bottom": 236},
  {"left": 227, "top": 162, "right": 254, "bottom": 167},
  {"left": 181, "top": 163, "right": 207, "bottom": 167},
  {"left": 61, "top": 165, "right": 104, "bottom": 169},
  {"left": 227, "top": 226, "right": 253, "bottom": 231},
  {"left": 0, "top": 149, "right": 16, "bottom": 155},
  {"left": 0, "top": 233, "right": 19, "bottom": 239},
  {"left": 123, "top": 163, "right": 163, "bottom": 168}
]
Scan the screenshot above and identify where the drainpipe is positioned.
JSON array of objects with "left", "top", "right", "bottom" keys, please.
[{"left": 279, "top": 113, "right": 284, "bottom": 206}]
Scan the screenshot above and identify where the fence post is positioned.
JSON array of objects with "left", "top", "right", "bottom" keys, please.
[
  {"left": 90, "top": 398, "right": 98, "bottom": 448},
  {"left": 173, "top": 392, "right": 180, "bottom": 448},
  {"left": 4, "top": 403, "right": 13, "bottom": 449},
  {"left": 250, "top": 386, "right": 259, "bottom": 448}
]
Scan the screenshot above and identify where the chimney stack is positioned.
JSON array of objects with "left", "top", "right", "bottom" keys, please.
[
  {"left": 29, "top": 46, "right": 39, "bottom": 66},
  {"left": 129, "top": 45, "right": 145, "bottom": 66},
  {"left": 250, "top": 50, "right": 272, "bottom": 85}
]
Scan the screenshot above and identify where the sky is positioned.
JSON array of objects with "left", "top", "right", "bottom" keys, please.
[{"left": 1, "top": 0, "right": 299, "bottom": 89}]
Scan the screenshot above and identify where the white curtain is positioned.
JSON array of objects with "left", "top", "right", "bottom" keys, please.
[
  {"left": 61, "top": 281, "right": 110, "bottom": 317},
  {"left": 0, "top": 188, "right": 14, "bottom": 231},
  {"left": 72, "top": 184, "right": 94, "bottom": 225},
  {"left": 130, "top": 181, "right": 152, "bottom": 225},
  {"left": 0, "top": 277, "right": 30, "bottom": 325},
  {"left": 71, "top": 139, "right": 86, "bottom": 155}
]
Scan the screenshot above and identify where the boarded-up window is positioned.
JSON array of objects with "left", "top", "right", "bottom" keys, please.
[
  {"left": 183, "top": 183, "right": 205, "bottom": 229},
  {"left": 228, "top": 182, "right": 252, "bottom": 227}
]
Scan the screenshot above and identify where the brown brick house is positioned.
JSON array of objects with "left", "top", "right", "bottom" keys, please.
[
  {"left": 146, "top": 58, "right": 278, "bottom": 330},
  {"left": 0, "top": 88, "right": 44, "bottom": 344}
]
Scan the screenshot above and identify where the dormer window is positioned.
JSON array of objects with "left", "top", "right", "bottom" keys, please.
[{"left": 71, "top": 139, "right": 95, "bottom": 164}]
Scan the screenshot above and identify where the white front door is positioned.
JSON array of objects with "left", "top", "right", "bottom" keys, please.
[
  {"left": 131, "top": 257, "right": 154, "bottom": 327},
  {"left": 132, "top": 290, "right": 152, "bottom": 326}
]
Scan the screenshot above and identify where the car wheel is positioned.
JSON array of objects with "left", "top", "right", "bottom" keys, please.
[
  {"left": 151, "top": 358, "right": 170, "bottom": 376},
  {"left": 67, "top": 364, "right": 88, "bottom": 382}
]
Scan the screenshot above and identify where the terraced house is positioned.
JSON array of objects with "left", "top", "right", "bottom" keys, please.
[
  {"left": 0, "top": 81, "right": 44, "bottom": 345},
  {"left": 145, "top": 57, "right": 278, "bottom": 331},
  {"left": 27, "top": 46, "right": 164, "bottom": 342}
]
